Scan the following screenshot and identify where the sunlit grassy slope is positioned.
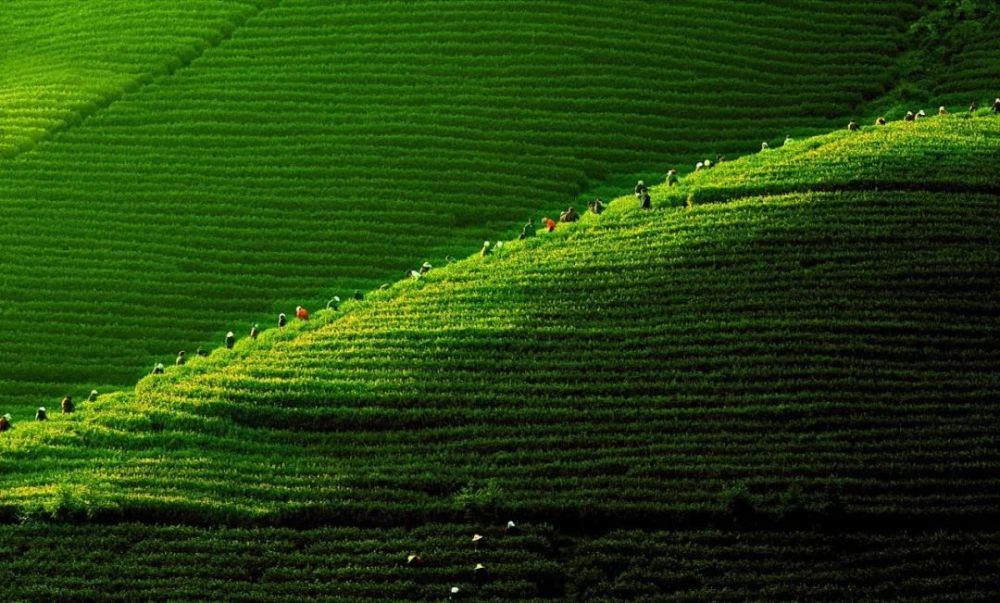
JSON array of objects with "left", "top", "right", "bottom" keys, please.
[
  {"left": 1, "top": 113, "right": 998, "bottom": 602},
  {"left": 0, "top": 0, "right": 931, "bottom": 414}
]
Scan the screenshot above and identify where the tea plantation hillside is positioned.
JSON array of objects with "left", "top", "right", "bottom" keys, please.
[
  {"left": 1, "top": 116, "right": 998, "bottom": 600},
  {"left": 0, "top": 0, "right": 938, "bottom": 415}
]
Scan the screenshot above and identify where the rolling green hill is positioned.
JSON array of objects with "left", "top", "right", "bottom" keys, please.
[
  {"left": 1, "top": 114, "right": 998, "bottom": 599},
  {"left": 0, "top": 0, "right": 932, "bottom": 415}
]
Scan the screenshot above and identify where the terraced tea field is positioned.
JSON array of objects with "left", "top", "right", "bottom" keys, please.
[
  {"left": 2, "top": 1, "right": 1000, "bottom": 600},
  {"left": 0, "top": 0, "right": 926, "bottom": 415},
  {"left": 0, "top": 0, "right": 273, "bottom": 156},
  {"left": 567, "top": 529, "right": 1000, "bottom": 601},
  {"left": 0, "top": 523, "right": 565, "bottom": 602},
  {"left": 1, "top": 115, "right": 999, "bottom": 599},
  {"left": 2, "top": 116, "right": 997, "bottom": 518},
  {"left": 666, "top": 113, "right": 1000, "bottom": 205},
  {"left": 905, "top": 1, "right": 1000, "bottom": 106},
  {"left": 2, "top": 523, "right": 998, "bottom": 601},
  {"left": 12, "top": 186, "right": 997, "bottom": 522}
]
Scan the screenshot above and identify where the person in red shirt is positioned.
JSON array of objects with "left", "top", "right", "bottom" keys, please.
[
  {"left": 296, "top": 306, "right": 309, "bottom": 320},
  {"left": 0, "top": 414, "right": 11, "bottom": 433},
  {"left": 543, "top": 217, "right": 556, "bottom": 232}
]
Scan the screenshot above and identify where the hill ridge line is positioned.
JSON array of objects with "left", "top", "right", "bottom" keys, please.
[
  {"left": 43, "top": 128, "right": 1000, "bottom": 414},
  {"left": 62, "top": 175, "right": 1000, "bottom": 425}
]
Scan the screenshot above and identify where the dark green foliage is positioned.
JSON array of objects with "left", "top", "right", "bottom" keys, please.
[
  {"left": 566, "top": 529, "right": 1000, "bottom": 601},
  {"left": 893, "top": 0, "right": 1000, "bottom": 105}
]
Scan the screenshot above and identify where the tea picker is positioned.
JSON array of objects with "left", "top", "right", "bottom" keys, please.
[
  {"left": 519, "top": 218, "right": 536, "bottom": 239},
  {"left": 634, "top": 180, "right": 647, "bottom": 198}
]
